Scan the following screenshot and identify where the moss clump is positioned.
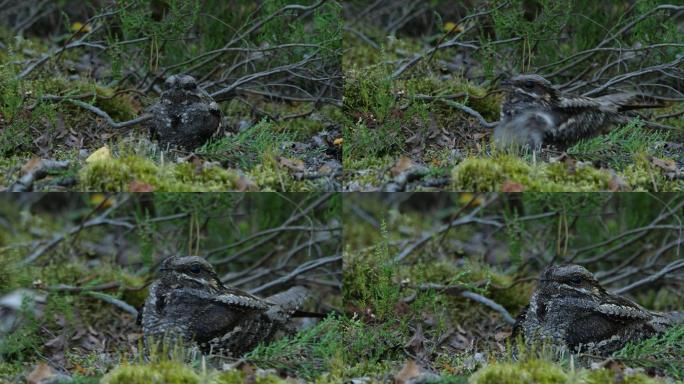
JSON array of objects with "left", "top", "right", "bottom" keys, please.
[
  {"left": 581, "top": 369, "right": 657, "bottom": 384},
  {"left": 470, "top": 359, "right": 567, "bottom": 384},
  {"left": 451, "top": 155, "right": 614, "bottom": 192},
  {"left": 78, "top": 155, "right": 241, "bottom": 192},
  {"left": 622, "top": 154, "right": 682, "bottom": 192},
  {"left": 217, "top": 369, "right": 288, "bottom": 384},
  {"left": 470, "top": 359, "right": 664, "bottom": 384},
  {"left": 101, "top": 361, "right": 199, "bottom": 384}
]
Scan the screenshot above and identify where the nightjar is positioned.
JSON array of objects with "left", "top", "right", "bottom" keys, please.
[
  {"left": 141, "top": 256, "right": 309, "bottom": 356},
  {"left": 512, "top": 264, "right": 677, "bottom": 355},
  {"left": 146, "top": 75, "right": 222, "bottom": 150},
  {"left": 493, "top": 74, "right": 664, "bottom": 150}
]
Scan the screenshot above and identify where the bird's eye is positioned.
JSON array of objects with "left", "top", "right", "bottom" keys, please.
[
  {"left": 189, "top": 264, "right": 201, "bottom": 274},
  {"left": 569, "top": 276, "right": 583, "bottom": 285},
  {"left": 525, "top": 81, "right": 534, "bottom": 88}
]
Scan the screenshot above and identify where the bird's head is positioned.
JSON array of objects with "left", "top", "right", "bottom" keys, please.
[
  {"left": 158, "top": 255, "right": 223, "bottom": 292},
  {"left": 502, "top": 74, "right": 559, "bottom": 105},
  {"left": 538, "top": 264, "right": 603, "bottom": 298},
  {"left": 162, "top": 75, "right": 201, "bottom": 103}
]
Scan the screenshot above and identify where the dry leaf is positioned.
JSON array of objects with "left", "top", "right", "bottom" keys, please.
[
  {"left": 236, "top": 175, "right": 258, "bottom": 192},
  {"left": 649, "top": 156, "right": 676, "bottom": 172},
  {"left": 278, "top": 157, "right": 306, "bottom": 172},
  {"left": 333, "top": 138, "right": 344, "bottom": 145},
  {"left": 85, "top": 146, "right": 111, "bottom": 163},
  {"left": 501, "top": 180, "right": 525, "bottom": 192},
  {"left": 20, "top": 157, "right": 43, "bottom": 175},
  {"left": 390, "top": 156, "right": 413, "bottom": 177},
  {"left": 394, "top": 360, "right": 421, "bottom": 384},
  {"left": 128, "top": 180, "right": 155, "bottom": 192},
  {"left": 608, "top": 171, "right": 630, "bottom": 192},
  {"left": 27, "top": 363, "right": 54, "bottom": 384}
]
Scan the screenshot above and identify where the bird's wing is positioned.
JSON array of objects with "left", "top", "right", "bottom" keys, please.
[
  {"left": 558, "top": 95, "right": 604, "bottom": 110},
  {"left": 179, "top": 287, "right": 270, "bottom": 311},
  {"left": 566, "top": 312, "right": 627, "bottom": 347},
  {"left": 595, "top": 292, "right": 652, "bottom": 320}
]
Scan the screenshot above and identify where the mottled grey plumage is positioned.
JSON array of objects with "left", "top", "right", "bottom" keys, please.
[
  {"left": 513, "top": 264, "right": 675, "bottom": 355},
  {"left": 492, "top": 109, "right": 553, "bottom": 150},
  {"left": 141, "top": 256, "right": 308, "bottom": 356},
  {"left": 496, "top": 74, "right": 664, "bottom": 149},
  {"left": 146, "top": 75, "right": 222, "bottom": 150}
]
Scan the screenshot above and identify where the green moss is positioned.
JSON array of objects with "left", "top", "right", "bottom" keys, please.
[
  {"left": 245, "top": 155, "right": 316, "bottom": 192},
  {"left": 217, "top": 369, "right": 288, "bottom": 384},
  {"left": 78, "top": 155, "right": 241, "bottom": 192},
  {"left": 101, "top": 361, "right": 199, "bottom": 384},
  {"left": 451, "top": 156, "right": 534, "bottom": 191},
  {"left": 451, "top": 155, "right": 615, "bottom": 192},
  {"left": 470, "top": 359, "right": 567, "bottom": 384},
  {"left": 581, "top": 369, "right": 657, "bottom": 384},
  {"left": 470, "top": 359, "right": 665, "bottom": 384}
]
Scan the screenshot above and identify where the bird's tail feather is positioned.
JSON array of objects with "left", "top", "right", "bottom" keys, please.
[
  {"left": 598, "top": 93, "right": 667, "bottom": 112},
  {"left": 266, "top": 286, "right": 309, "bottom": 314}
]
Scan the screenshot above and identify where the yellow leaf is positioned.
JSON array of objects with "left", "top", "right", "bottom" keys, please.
[
  {"left": 443, "top": 22, "right": 463, "bottom": 33},
  {"left": 86, "top": 146, "right": 111, "bottom": 164},
  {"left": 458, "top": 193, "right": 483, "bottom": 207},
  {"left": 89, "top": 194, "right": 115, "bottom": 208},
  {"left": 333, "top": 138, "right": 344, "bottom": 145},
  {"left": 70, "top": 22, "right": 92, "bottom": 33}
]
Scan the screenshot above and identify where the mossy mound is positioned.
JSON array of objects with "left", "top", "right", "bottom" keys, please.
[
  {"left": 470, "top": 359, "right": 567, "bottom": 384},
  {"left": 470, "top": 359, "right": 663, "bottom": 384},
  {"left": 78, "top": 156, "right": 241, "bottom": 192},
  {"left": 101, "top": 362, "right": 293, "bottom": 384},
  {"left": 451, "top": 155, "right": 615, "bottom": 192},
  {"left": 101, "top": 361, "right": 200, "bottom": 384}
]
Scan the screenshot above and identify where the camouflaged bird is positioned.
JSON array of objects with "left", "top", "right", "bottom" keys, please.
[
  {"left": 141, "top": 256, "right": 309, "bottom": 356},
  {"left": 146, "top": 75, "right": 222, "bottom": 150},
  {"left": 512, "top": 264, "right": 677, "bottom": 356},
  {"left": 493, "top": 74, "right": 665, "bottom": 150}
]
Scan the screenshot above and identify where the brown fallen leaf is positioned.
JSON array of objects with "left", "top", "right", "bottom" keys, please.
[
  {"left": 607, "top": 171, "right": 631, "bottom": 192},
  {"left": 128, "top": 180, "right": 155, "bottom": 192},
  {"left": 394, "top": 360, "right": 421, "bottom": 384},
  {"left": 236, "top": 174, "right": 258, "bottom": 192},
  {"left": 20, "top": 157, "right": 43, "bottom": 175},
  {"left": 278, "top": 157, "right": 306, "bottom": 172},
  {"left": 501, "top": 180, "right": 525, "bottom": 192},
  {"left": 27, "top": 363, "right": 54, "bottom": 384},
  {"left": 390, "top": 156, "right": 413, "bottom": 177},
  {"left": 649, "top": 156, "right": 676, "bottom": 172}
]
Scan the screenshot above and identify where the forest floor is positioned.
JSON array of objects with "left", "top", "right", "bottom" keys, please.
[
  {"left": 339, "top": 194, "right": 684, "bottom": 383},
  {"left": 0, "top": 28, "right": 342, "bottom": 192},
  {"left": 341, "top": 27, "right": 684, "bottom": 192}
]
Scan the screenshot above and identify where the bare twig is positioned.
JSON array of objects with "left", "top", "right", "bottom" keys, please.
[
  {"left": 394, "top": 195, "right": 501, "bottom": 262},
  {"left": 84, "top": 291, "right": 138, "bottom": 317},
  {"left": 614, "top": 258, "right": 684, "bottom": 295},
  {"left": 437, "top": 99, "right": 498, "bottom": 128},
  {"left": 21, "top": 197, "right": 133, "bottom": 266},
  {"left": 62, "top": 99, "right": 153, "bottom": 129},
  {"left": 250, "top": 254, "right": 342, "bottom": 294},
  {"left": 417, "top": 283, "right": 515, "bottom": 325},
  {"left": 8, "top": 159, "right": 70, "bottom": 192}
]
